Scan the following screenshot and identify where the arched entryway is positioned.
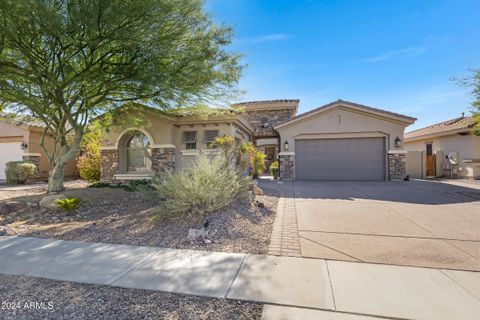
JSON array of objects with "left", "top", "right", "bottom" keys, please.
[{"left": 118, "top": 130, "right": 152, "bottom": 173}]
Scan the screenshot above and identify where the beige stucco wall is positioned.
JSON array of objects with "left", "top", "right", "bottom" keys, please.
[
  {"left": 172, "top": 123, "right": 236, "bottom": 170},
  {"left": 100, "top": 109, "right": 252, "bottom": 172},
  {"left": 28, "top": 130, "right": 78, "bottom": 179},
  {"left": 0, "top": 122, "right": 28, "bottom": 141},
  {"left": 101, "top": 115, "right": 175, "bottom": 148},
  {"left": 277, "top": 107, "right": 410, "bottom": 153},
  {"left": 405, "top": 134, "right": 480, "bottom": 178}
]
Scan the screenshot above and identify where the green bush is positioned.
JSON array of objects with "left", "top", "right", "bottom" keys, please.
[
  {"left": 77, "top": 130, "right": 101, "bottom": 182},
  {"left": 269, "top": 160, "right": 279, "bottom": 177},
  {"left": 56, "top": 197, "right": 82, "bottom": 214},
  {"left": 5, "top": 161, "right": 36, "bottom": 184},
  {"left": 152, "top": 153, "right": 252, "bottom": 220}
]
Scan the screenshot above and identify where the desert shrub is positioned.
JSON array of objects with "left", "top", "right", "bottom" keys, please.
[
  {"left": 109, "top": 183, "right": 134, "bottom": 192},
  {"left": 5, "top": 161, "right": 36, "bottom": 184},
  {"left": 77, "top": 130, "right": 101, "bottom": 182},
  {"left": 212, "top": 135, "right": 235, "bottom": 152},
  {"left": 56, "top": 197, "right": 82, "bottom": 214},
  {"left": 88, "top": 181, "right": 110, "bottom": 188},
  {"left": 252, "top": 151, "right": 267, "bottom": 178},
  {"left": 152, "top": 153, "right": 252, "bottom": 220},
  {"left": 129, "top": 179, "right": 155, "bottom": 192},
  {"left": 269, "top": 160, "right": 279, "bottom": 177}
]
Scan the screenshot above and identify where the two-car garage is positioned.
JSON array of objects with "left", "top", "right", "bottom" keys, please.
[
  {"left": 275, "top": 100, "right": 416, "bottom": 181},
  {"left": 295, "top": 137, "right": 386, "bottom": 180}
]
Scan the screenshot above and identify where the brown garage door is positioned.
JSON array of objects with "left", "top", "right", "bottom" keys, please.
[{"left": 295, "top": 137, "right": 386, "bottom": 180}]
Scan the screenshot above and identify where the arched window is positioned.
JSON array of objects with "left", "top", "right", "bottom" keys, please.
[{"left": 126, "top": 132, "right": 151, "bottom": 172}]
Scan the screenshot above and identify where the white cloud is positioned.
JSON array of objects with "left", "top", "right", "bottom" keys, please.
[{"left": 365, "top": 46, "right": 427, "bottom": 63}]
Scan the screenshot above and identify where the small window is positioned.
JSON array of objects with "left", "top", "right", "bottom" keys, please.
[
  {"left": 260, "top": 117, "right": 269, "bottom": 127},
  {"left": 205, "top": 130, "right": 219, "bottom": 148},
  {"left": 205, "top": 130, "right": 219, "bottom": 142},
  {"left": 183, "top": 131, "right": 197, "bottom": 149},
  {"left": 186, "top": 142, "right": 196, "bottom": 150},
  {"left": 426, "top": 143, "right": 433, "bottom": 156}
]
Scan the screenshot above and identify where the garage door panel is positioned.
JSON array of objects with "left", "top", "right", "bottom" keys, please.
[
  {"left": 0, "top": 142, "right": 24, "bottom": 179},
  {"left": 295, "top": 138, "right": 385, "bottom": 180}
]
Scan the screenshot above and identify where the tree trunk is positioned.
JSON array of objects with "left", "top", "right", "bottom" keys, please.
[
  {"left": 46, "top": 128, "right": 83, "bottom": 193},
  {"left": 48, "top": 163, "right": 65, "bottom": 193}
]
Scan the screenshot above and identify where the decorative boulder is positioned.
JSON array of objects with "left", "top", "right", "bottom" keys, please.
[
  {"left": 252, "top": 185, "right": 264, "bottom": 196},
  {"left": 39, "top": 194, "right": 66, "bottom": 209}
]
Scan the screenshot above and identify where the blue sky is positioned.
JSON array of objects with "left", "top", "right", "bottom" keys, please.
[{"left": 206, "top": 0, "right": 480, "bottom": 130}]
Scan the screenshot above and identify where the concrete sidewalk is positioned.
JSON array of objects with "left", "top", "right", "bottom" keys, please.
[{"left": 0, "top": 236, "right": 479, "bottom": 320}]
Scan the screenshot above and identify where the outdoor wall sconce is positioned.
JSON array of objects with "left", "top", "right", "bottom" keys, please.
[
  {"left": 20, "top": 141, "right": 28, "bottom": 150},
  {"left": 394, "top": 137, "right": 403, "bottom": 148},
  {"left": 284, "top": 140, "right": 289, "bottom": 150}
]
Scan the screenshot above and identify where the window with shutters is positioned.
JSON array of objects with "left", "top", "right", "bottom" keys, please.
[
  {"left": 183, "top": 131, "right": 197, "bottom": 149},
  {"left": 205, "top": 130, "right": 219, "bottom": 148}
]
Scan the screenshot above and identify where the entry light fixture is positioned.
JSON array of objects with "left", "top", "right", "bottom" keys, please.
[
  {"left": 394, "top": 137, "right": 403, "bottom": 148},
  {"left": 20, "top": 141, "right": 28, "bottom": 150},
  {"left": 284, "top": 140, "right": 289, "bottom": 151}
]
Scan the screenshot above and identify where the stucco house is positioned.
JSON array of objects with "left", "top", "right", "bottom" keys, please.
[
  {"left": 405, "top": 114, "right": 480, "bottom": 179},
  {"left": 0, "top": 114, "right": 77, "bottom": 181},
  {"left": 99, "top": 99, "right": 416, "bottom": 182}
]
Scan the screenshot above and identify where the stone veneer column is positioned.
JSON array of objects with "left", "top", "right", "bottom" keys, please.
[
  {"left": 279, "top": 152, "right": 295, "bottom": 180},
  {"left": 100, "top": 149, "right": 119, "bottom": 182},
  {"left": 150, "top": 148, "right": 175, "bottom": 173},
  {"left": 388, "top": 151, "right": 407, "bottom": 180},
  {"left": 22, "top": 154, "right": 41, "bottom": 179}
]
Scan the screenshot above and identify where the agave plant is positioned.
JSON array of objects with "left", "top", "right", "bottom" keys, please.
[{"left": 56, "top": 198, "right": 82, "bottom": 214}]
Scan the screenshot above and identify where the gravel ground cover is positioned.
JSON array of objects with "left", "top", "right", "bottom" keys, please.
[
  {"left": 0, "top": 182, "right": 278, "bottom": 254},
  {"left": 0, "top": 274, "right": 262, "bottom": 320}
]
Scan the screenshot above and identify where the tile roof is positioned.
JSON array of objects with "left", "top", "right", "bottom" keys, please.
[
  {"left": 275, "top": 99, "right": 416, "bottom": 128},
  {"left": 232, "top": 99, "right": 300, "bottom": 112},
  {"left": 233, "top": 99, "right": 300, "bottom": 106},
  {"left": 0, "top": 112, "right": 46, "bottom": 128},
  {"left": 405, "top": 115, "right": 475, "bottom": 140}
]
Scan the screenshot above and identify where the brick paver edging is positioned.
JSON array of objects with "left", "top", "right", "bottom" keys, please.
[{"left": 268, "top": 191, "right": 301, "bottom": 257}]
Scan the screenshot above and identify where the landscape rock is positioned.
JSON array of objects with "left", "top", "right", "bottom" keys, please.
[
  {"left": 204, "top": 239, "right": 212, "bottom": 244},
  {"left": 0, "top": 201, "right": 25, "bottom": 215},
  {"left": 188, "top": 228, "right": 208, "bottom": 241},
  {"left": 39, "top": 194, "right": 66, "bottom": 209},
  {"left": 0, "top": 226, "right": 7, "bottom": 236},
  {"left": 252, "top": 185, "right": 264, "bottom": 196}
]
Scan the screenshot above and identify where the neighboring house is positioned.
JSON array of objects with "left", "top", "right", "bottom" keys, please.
[
  {"left": 0, "top": 114, "right": 77, "bottom": 181},
  {"left": 405, "top": 114, "right": 480, "bottom": 179},
  {"left": 100, "top": 99, "right": 415, "bottom": 182}
]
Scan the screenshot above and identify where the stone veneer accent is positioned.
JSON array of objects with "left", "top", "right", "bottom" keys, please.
[
  {"left": 100, "top": 148, "right": 176, "bottom": 182},
  {"left": 100, "top": 149, "right": 119, "bottom": 182},
  {"left": 241, "top": 108, "right": 296, "bottom": 132},
  {"left": 388, "top": 152, "right": 407, "bottom": 180},
  {"left": 279, "top": 154, "right": 295, "bottom": 180},
  {"left": 22, "top": 155, "right": 41, "bottom": 179},
  {"left": 151, "top": 148, "right": 175, "bottom": 173}
]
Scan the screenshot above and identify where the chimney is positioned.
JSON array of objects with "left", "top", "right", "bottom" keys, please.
[{"left": 461, "top": 112, "right": 465, "bottom": 118}]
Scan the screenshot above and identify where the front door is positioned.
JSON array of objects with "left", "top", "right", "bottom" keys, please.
[{"left": 426, "top": 143, "right": 436, "bottom": 176}]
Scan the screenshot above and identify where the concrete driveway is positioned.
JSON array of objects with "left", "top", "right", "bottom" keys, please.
[{"left": 260, "top": 179, "right": 480, "bottom": 271}]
